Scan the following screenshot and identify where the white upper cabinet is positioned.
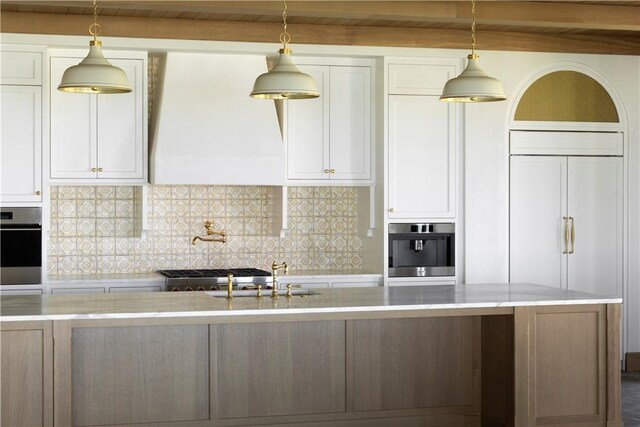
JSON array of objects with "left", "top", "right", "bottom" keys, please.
[
  {"left": 386, "top": 60, "right": 459, "bottom": 220},
  {"left": 286, "top": 62, "right": 372, "bottom": 184},
  {"left": 388, "top": 95, "right": 455, "bottom": 219},
  {"left": 0, "top": 46, "right": 44, "bottom": 204},
  {"left": 0, "top": 85, "right": 42, "bottom": 203},
  {"left": 49, "top": 51, "right": 147, "bottom": 183}
]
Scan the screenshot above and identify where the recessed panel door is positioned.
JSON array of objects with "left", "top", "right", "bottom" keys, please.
[
  {"left": 97, "top": 59, "right": 144, "bottom": 179},
  {"left": 567, "top": 157, "right": 623, "bottom": 297},
  {"left": 329, "top": 66, "right": 370, "bottom": 180},
  {"left": 0, "top": 85, "right": 42, "bottom": 202},
  {"left": 50, "top": 57, "right": 96, "bottom": 179},
  {"left": 510, "top": 156, "right": 568, "bottom": 289},
  {"left": 388, "top": 95, "right": 454, "bottom": 218},
  {"left": 286, "top": 65, "right": 329, "bottom": 180}
]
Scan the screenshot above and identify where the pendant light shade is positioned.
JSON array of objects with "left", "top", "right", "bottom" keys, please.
[
  {"left": 250, "top": 2, "right": 319, "bottom": 100},
  {"left": 440, "top": 0, "right": 505, "bottom": 103},
  {"left": 251, "top": 48, "right": 319, "bottom": 99},
  {"left": 58, "top": 0, "right": 131, "bottom": 94},
  {"left": 58, "top": 41, "right": 131, "bottom": 94},
  {"left": 440, "top": 54, "right": 506, "bottom": 102}
]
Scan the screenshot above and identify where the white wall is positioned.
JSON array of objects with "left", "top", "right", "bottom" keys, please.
[{"left": 463, "top": 50, "right": 640, "bottom": 353}]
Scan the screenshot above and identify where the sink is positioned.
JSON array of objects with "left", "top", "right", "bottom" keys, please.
[{"left": 207, "top": 288, "right": 318, "bottom": 298}]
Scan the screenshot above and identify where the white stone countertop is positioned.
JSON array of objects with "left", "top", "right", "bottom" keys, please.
[
  {"left": 46, "top": 270, "right": 381, "bottom": 284},
  {"left": 0, "top": 283, "right": 621, "bottom": 322}
]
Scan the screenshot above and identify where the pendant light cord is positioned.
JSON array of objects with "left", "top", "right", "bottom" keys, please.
[
  {"left": 89, "top": 0, "right": 102, "bottom": 43},
  {"left": 471, "top": 0, "right": 476, "bottom": 56},
  {"left": 279, "top": 1, "right": 291, "bottom": 50}
]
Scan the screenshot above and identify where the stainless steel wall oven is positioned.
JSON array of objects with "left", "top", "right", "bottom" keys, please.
[
  {"left": 388, "top": 223, "right": 455, "bottom": 277},
  {"left": 0, "top": 207, "right": 42, "bottom": 285}
]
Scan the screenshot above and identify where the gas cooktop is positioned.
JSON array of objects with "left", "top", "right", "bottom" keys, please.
[
  {"left": 158, "top": 268, "right": 272, "bottom": 292},
  {"left": 158, "top": 268, "right": 271, "bottom": 279}
]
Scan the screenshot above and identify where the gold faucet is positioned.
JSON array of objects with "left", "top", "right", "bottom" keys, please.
[
  {"left": 226, "top": 273, "right": 233, "bottom": 299},
  {"left": 271, "top": 261, "right": 288, "bottom": 298},
  {"left": 192, "top": 220, "right": 226, "bottom": 245}
]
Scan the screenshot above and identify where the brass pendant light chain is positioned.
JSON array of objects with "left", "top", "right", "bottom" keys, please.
[
  {"left": 471, "top": 0, "right": 476, "bottom": 56},
  {"left": 89, "top": 0, "right": 102, "bottom": 42},
  {"left": 279, "top": 1, "right": 291, "bottom": 51}
]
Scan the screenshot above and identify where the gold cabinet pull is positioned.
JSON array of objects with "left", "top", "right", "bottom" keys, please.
[
  {"left": 569, "top": 216, "right": 575, "bottom": 254},
  {"left": 324, "top": 169, "right": 330, "bottom": 173},
  {"left": 562, "top": 216, "right": 569, "bottom": 254},
  {"left": 330, "top": 169, "right": 335, "bottom": 174},
  {"left": 35, "top": 191, "right": 41, "bottom": 196},
  {"left": 389, "top": 208, "right": 395, "bottom": 213},
  {"left": 91, "top": 167, "right": 97, "bottom": 172},
  {"left": 98, "top": 167, "right": 103, "bottom": 172}
]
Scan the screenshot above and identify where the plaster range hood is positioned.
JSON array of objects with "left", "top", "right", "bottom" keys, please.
[{"left": 150, "top": 52, "right": 285, "bottom": 185}]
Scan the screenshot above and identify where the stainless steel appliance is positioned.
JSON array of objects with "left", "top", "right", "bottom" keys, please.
[
  {"left": 388, "top": 223, "right": 455, "bottom": 278},
  {"left": 158, "top": 268, "right": 272, "bottom": 292},
  {"left": 1, "top": 207, "right": 42, "bottom": 285}
]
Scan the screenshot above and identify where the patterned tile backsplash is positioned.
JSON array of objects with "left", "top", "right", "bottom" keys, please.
[{"left": 48, "top": 185, "right": 363, "bottom": 276}]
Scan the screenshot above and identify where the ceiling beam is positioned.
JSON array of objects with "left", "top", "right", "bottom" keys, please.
[
  {"left": 4, "top": 1, "right": 639, "bottom": 32},
  {"left": 3, "top": 11, "right": 639, "bottom": 55}
]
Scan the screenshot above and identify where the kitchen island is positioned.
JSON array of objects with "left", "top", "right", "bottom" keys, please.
[{"left": 1, "top": 284, "right": 622, "bottom": 427}]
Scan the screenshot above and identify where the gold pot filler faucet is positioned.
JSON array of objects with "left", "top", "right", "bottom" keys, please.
[{"left": 192, "top": 220, "right": 226, "bottom": 245}]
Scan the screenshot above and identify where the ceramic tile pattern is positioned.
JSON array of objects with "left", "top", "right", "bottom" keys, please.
[{"left": 48, "top": 185, "right": 363, "bottom": 275}]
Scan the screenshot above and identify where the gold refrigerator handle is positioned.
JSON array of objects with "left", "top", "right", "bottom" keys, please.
[
  {"left": 569, "top": 216, "right": 575, "bottom": 254},
  {"left": 562, "top": 216, "right": 569, "bottom": 254}
]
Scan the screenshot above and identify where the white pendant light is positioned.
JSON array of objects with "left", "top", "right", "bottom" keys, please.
[
  {"left": 440, "top": 0, "right": 506, "bottom": 103},
  {"left": 251, "top": 2, "right": 319, "bottom": 100},
  {"left": 58, "top": 0, "right": 131, "bottom": 94}
]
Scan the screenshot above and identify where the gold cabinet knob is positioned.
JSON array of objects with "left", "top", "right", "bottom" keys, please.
[
  {"left": 389, "top": 208, "right": 395, "bottom": 213},
  {"left": 330, "top": 169, "right": 335, "bottom": 174},
  {"left": 98, "top": 167, "right": 103, "bottom": 172},
  {"left": 35, "top": 191, "right": 41, "bottom": 196},
  {"left": 91, "top": 167, "right": 96, "bottom": 172},
  {"left": 324, "top": 169, "right": 330, "bottom": 173}
]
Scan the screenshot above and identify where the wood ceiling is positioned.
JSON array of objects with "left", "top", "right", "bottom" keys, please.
[{"left": 2, "top": 1, "right": 639, "bottom": 54}]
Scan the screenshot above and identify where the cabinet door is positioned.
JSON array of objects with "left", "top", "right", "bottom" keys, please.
[
  {"left": 352, "top": 317, "right": 475, "bottom": 412},
  {"left": 510, "top": 156, "right": 567, "bottom": 289},
  {"left": 1, "top": 322, "right": 53, "bottom": 427},
  {"left": 567, "top": 157, "right": 623, "bottom": 297},
  {"left": 286, "top": 65, "right": 330, "bottom": 180},
  {"left": 50, "top": 57, "right": 97, "bottom": 179},
  {"left": 0, "top": 51, "right": 42, "bottom": 85},
  {"left": 0, "top": 85, "right": 42, "bottom": 202},
  {"left": 216, "top": 321, "right": 345, "bottom": 419},
  {"left": 388, "top": 95, "right": 455, "bottom": 218},
  {"left": 329, "top": 66, "right": 371, "bottom": 180},
  {"left": 97, "top": 59, "right": 144, "bottom": 180}
]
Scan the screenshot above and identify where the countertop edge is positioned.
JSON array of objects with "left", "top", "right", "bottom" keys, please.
[{"left": 0, "top": 297, "right": 623, "bottom": 322}]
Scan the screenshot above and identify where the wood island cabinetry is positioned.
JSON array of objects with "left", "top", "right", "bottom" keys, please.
[{"left": 0, "top": 286, "right": 622, "bottom": 427}]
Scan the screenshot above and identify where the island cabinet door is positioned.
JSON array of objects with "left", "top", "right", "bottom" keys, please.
[
  {"left": 513, "top": 304, "right": 621, "bottom": 427},
  {"left": 0, "top": 321, "right": 53, "bottom": 427},
  {"left": 53, "top": 322, "right": 211, "bottom": 427},
  {"left": 215, "top": 321, "right": 346, "bottom": 421},
  {"left": 350, "top": 317, "right": 478, "bottom": 414}
]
